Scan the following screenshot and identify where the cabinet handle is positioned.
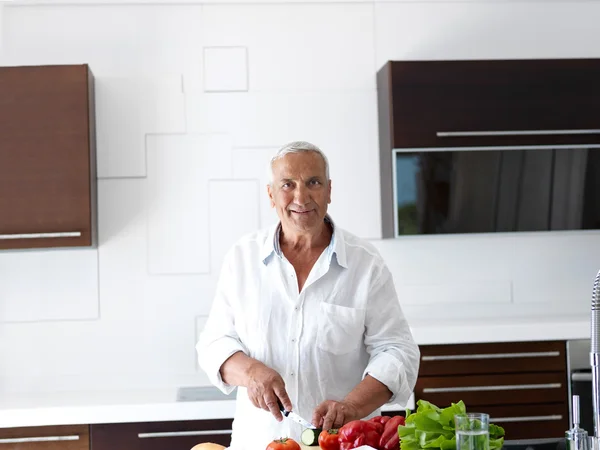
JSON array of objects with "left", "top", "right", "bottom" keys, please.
[
  {"left": 0, "top": 232, "right": 82, "bottom": 240},
  {"left": 138, "top": 430, "right": 233, "bottom": 439},
  {"left": 572, "top": 373, "right": 593, "bottom": 382},
  {"left": 423, "top": 383, "right": 561, "bottom": 393},
  {"left": 436, "top": 129, "right": 600, "bottom": 137},
  {"left": 422, "top": 351, "right": 560, "bottom": 361},
  {"left": 490, "top": 415, "right": 563, "bottom": 423},
  {"left": 0, "top": 435, "right": 79, "bottom": 444}
]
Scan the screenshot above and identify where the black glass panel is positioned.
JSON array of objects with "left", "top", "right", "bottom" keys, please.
[{"left": 395, "top": 148, "right": 600, "bottom": 235}]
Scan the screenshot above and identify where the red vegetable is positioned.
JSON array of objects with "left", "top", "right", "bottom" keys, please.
[
  {"left": 265, "top": 437, "right": 301, "bottom": 450},
  {"left": 369, "top": 415, "right": 392, "bottom": 426},
  {"left": 379, "top": 415, "right": 406, "bottom": 450},
  {"left": 318, "top": 429, "right": 340, "bottom": 450},
  {"left": 338, "top": 420, "right": 382, "bottom": 450}
]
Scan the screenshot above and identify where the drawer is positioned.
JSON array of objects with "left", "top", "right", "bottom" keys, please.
[
  {"left": 415, "top": 372, "right": 568, "bottom": 407},
  {"left": 484, "top": 403, "right": 569, "bottom": 440},
  {"left": 0, "top": 425, "right": 89, "bottom": 450},
  {"left": 418, "top": 341, "right": 566, "bottom": 376},
  {"left": 90, "top": 419, "right": 233, "bottom": 450}
]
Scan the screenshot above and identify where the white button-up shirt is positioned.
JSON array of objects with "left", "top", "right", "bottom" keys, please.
[{"left": 196, "top": 217, "right": 420, "bottom": 450}]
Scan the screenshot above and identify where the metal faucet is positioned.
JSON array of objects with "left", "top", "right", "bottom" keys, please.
[{"left": 590, "top": 269, "right": 600, "bottom": 448}]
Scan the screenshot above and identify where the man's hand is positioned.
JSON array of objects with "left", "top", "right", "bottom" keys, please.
[
  {"left": 246, "top": 361, "right": 293, "bottom": 422},
  {"left": 312, "top": 400, "right": 360, "bottom": 431}
]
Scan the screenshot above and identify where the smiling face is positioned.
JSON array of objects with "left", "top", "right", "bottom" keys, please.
[{"left": 267, "top": 151, "right": 332, "bottom": 235}]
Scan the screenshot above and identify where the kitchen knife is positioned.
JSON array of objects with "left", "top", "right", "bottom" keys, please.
[{"left": 278, "top": 400, "right": 317, "bottom": 429}]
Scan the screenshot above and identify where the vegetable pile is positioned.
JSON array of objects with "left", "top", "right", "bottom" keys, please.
[
  {"left": 399, "top": 400, "right": 505, "bottom": 450},
  {"left": 296, "top": 400, "right": 505, "bottom": 450}
]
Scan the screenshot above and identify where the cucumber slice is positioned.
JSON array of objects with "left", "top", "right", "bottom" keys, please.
[{"left": 301, "top": 428, "right": 322, "bottom": 446}]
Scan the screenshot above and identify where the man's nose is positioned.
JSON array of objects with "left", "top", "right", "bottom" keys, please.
[{"left": 294, "top": 185, "right": 310, "bottom": 204}]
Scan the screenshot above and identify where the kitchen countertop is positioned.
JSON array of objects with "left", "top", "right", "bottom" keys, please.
[
  {"left": 0, "top": 388, "right": 413, "bottom": 429},
  {"left": 409, "top": 314, "right": 590, "bottom": 345},
  {"left": 0, "top": 315, "right": 590, "bottom": 429},
  {"left": 0, "top": 388, "right": 235, "bottom": 429}
]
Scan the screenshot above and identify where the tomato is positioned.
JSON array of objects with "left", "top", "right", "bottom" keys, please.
[
  {"left": 266, "top": 437, "right": 301, "bottom": 450},
  {"left": 318, "top": 429, "right": 340, "bottom": 450}
]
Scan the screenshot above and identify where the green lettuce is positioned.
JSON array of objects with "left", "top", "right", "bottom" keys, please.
[{"left": 398, "top": 400, "right": 505, "bottom": 450}]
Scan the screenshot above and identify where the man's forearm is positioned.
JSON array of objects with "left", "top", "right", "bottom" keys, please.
[
  {"left": 219, "top": 351, "right": 259, "bottom": 386},
  {"left": 343, "top": 375, "right": 393, "bottom": 419}
]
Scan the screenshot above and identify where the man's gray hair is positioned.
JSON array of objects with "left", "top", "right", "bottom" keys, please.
[{"left": 268, "top": 141, "right": 330, "bottom": 185}]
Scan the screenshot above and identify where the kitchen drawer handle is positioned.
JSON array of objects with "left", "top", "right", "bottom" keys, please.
[
  {"left": 0, "top": 435, "right": 79, "bottom": 444},
  {"left": 138, "top": 430, "right": 233, "bottom": 439},
  {"left": 0, "top": 232, "right": 82, "bottom": 240},
  {"left": 422, "top": 351, "right": 560, "bottom": 361},
  {"left": 423, "top": 383, "right": 561, "bottom": 393},
  {"left": 572, "top": 373, "right": 593, "bottom": 382},
  {"left": 491, "top": 415, "right": 563, "bottom": 423},
  {"left": 436, "top": 129, "right": 600, "bottom": 137}
]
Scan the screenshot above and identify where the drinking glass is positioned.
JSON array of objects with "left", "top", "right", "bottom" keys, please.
[{"left": 454, "top": 413, "right": 490, "bottom": 450}]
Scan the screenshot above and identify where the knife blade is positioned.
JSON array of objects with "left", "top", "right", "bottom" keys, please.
[{"left": 278, "top": 400, "right": 317, "bottom": 429}]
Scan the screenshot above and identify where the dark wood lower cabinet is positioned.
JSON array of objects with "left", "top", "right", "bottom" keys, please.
[
  {"left": 416, "top": 340, "right": 570, "bottom": 441},
  {"left": 90, "top": 419, "right": 233, "bottom": 450},
  {"left": 0, "top": 425, "right": 89, "bottom": 450}
]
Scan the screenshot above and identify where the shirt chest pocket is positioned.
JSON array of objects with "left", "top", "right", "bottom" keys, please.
[{"left": 316, "top": 302, "right": 366, "bottom": 355}]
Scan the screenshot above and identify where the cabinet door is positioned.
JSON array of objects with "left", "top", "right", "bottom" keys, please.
[
  {"left": 90, "top": 419, "right": 233, "bottom": 450},
  {"left": 382, "top": 59, "right": 600, "bottom": 149},
  {"left": 0, "top": 64, "right": 97, "bottom": 250},
  {"left": 0, "top": 425, "right": 89, "bottom": 450}
]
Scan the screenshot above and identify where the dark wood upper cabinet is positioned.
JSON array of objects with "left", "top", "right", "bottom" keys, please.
[
  {"left": 377, "top": 59, "right": 600, "bottom": 149},
  {"left": 377, "top": 59, "right": 600, "bottom": 238},
  {"left": 0, "top": 64, "right": 97, "bottom": 250}
]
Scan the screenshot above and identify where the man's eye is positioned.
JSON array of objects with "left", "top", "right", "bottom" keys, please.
[{"left": 310, "top": 180, "right": 321, "bottom": 185}]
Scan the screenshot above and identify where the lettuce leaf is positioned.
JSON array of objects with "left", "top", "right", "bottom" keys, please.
[{"left": 399, "top": 400, "right": 505, "bottom": 450}]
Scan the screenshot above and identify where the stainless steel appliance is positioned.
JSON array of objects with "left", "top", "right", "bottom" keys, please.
[{"left": 590, "top": 269, "right": 600, "bottom": 449}]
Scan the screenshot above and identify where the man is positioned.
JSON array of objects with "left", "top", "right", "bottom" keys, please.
[{"left": 196, "top": 141, "right": 420, "bottom": 449}]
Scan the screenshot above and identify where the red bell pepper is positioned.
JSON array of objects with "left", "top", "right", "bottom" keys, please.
[
  {"left": 369, "top": 415, "right": 392, "bottom": 427},
  {"left": 378, "top": 415, "right": 406, "bottom": 450},
  {"left": 338, "top": 419, "right": 382, "bottom": 450}
]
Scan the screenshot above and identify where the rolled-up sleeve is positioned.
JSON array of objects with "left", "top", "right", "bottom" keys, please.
[
  {"left": 362, "top": 264, "right": 420, "bottom": 405},
  {"left": 196, "top": 251, "right": 248, "bottom": 395}
]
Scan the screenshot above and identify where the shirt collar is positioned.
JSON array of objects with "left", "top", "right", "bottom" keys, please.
[{"left": 260, "top": 214, "right": 347, "bottom": 268}]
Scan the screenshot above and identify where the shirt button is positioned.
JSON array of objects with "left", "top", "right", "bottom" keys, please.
[
  {"left": 294, "top": 307, "right": 298, "bottom": 311},
  {"left": 290, "top": 373, "right": 295, "bottom": 376},
  {"left": 291, "top": 338, "right": 296, "bottom": 342}
]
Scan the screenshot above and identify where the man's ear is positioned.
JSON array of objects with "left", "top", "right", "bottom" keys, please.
[
  {"left": 267, "top": 184, "right": 275, "bottom": 208},
  {"left": 327, "top": 179, "right": 332, "bottom": 204}
]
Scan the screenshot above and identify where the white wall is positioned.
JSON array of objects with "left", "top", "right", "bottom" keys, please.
[{"left": 0, "top": 0, "right": 599, "bottom": 396}]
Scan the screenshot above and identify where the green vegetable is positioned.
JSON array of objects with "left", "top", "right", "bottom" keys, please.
[
  {"left": 398, "top": 400, "right": 505, "bottom": 450},
  {"left": 301, "top": 428, "right": 322, "bottom": 446}
]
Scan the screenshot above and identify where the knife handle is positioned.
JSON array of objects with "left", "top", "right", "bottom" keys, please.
[{"left": 277, "top": 399, "right": 290, "bottom": 416}]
